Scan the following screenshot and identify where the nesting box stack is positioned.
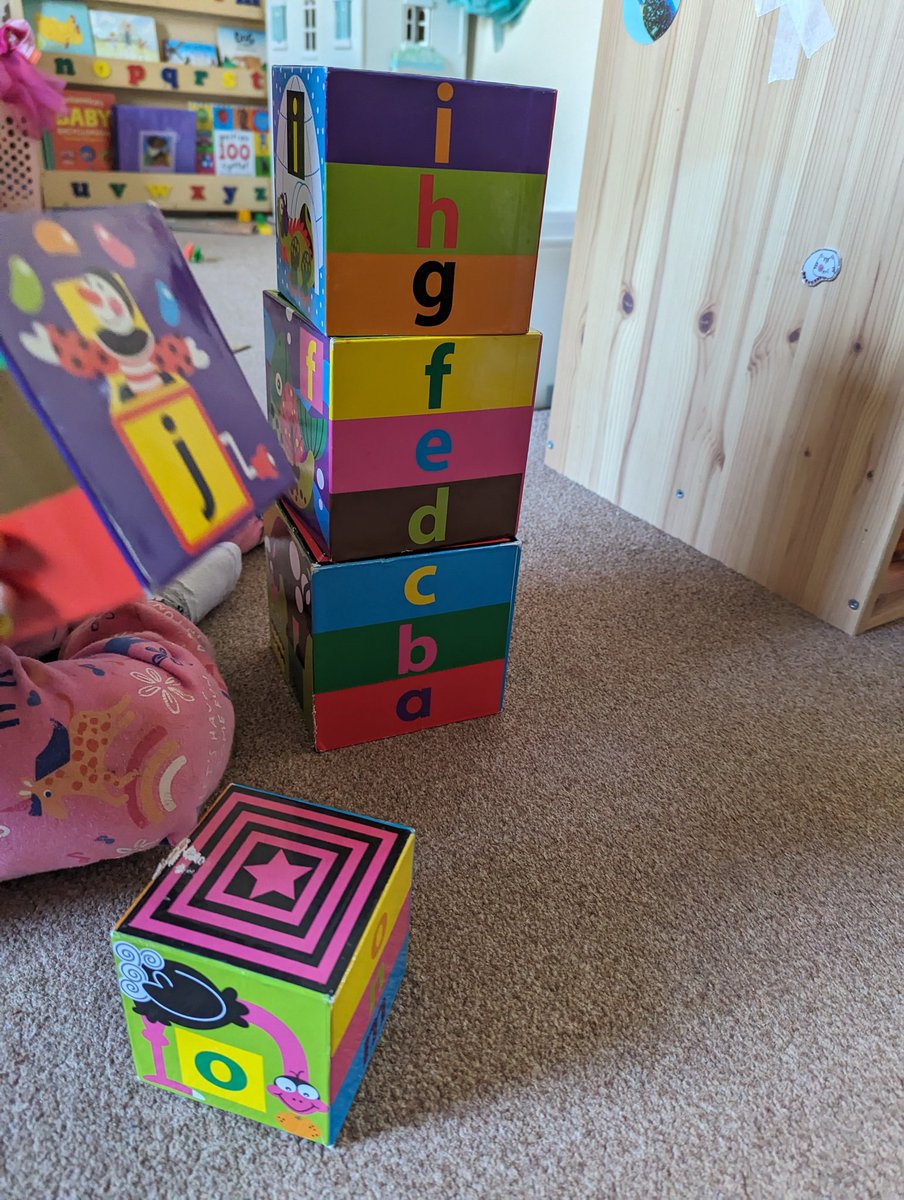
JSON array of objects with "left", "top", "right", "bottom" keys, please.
[{"left": 265, "top": 67, "right": 556, "bottom": 751}]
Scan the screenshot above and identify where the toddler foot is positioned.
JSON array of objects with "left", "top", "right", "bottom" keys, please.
[
  {"left": 230, "top": 516, "right": 264, "bottom": 555},
  {"left": 155, "top": 542, "right": 241, "bottom": 624}
]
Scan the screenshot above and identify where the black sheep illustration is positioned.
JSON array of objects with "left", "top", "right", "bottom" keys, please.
[{"left": 114, "top": 943, "right": 248, "bottom": 1030}]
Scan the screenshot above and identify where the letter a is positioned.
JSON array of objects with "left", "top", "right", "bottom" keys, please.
[{"left": 396, "top": 688, "right": 432, "bottom": 722}]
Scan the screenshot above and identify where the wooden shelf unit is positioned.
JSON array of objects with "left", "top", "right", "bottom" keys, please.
[
  {"left": 35, "top": 0, "right": 267, "bottom": 213},
  {"left": 547, "top": 1, "right": 904, "bottom": 635},
  {"left": 89, "top": 0, "right": 264, "bottom": 22},
  {"left": 43, "top": 169, "right": 270, "bottom": 211},
  {"left": 37, "top": 56, "right": 265, "bottom": 100},
  {"left": 861, "top": 560, "right": 904, "bottom": 632}
]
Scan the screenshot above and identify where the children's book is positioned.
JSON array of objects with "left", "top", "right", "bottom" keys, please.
[
  {"left": 115, "top": 105, "right": 196, "bottom": 173},
  {"left": 187, "top": 103, "right": 215, "bottom": 173},
  {"left": 214, "top": 128, "right": 255, "bottom": 177},
  {"left": 0, "top": 205, "right": 292, "bottom": 642},
  {"left": 216, "top": 25, "right": 266, "bottom": 69},
  {"left": 89, "top": 10, "right": 159, "bottom": 61},
  {"left": 163, "top": 39, "right": 219, "bottom": 66},
  {"left": 23, "top": 0, "right": 94, "bottom": 55},
  {"left": 42, "top": 88, "right": 115, "bottom": 171}
]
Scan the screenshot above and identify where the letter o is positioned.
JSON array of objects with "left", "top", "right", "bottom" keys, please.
[{"left": 194, "top": 1051, "right": 247, "bottom": 1092}]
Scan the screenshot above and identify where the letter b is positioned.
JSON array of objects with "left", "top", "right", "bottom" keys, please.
[{"left": 398, "top": 624, "right": 437, "bottom": 674}]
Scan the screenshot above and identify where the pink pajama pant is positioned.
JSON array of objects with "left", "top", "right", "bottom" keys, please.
[{"left": 0, "top": 601, "right": 234, "bottom": 883}]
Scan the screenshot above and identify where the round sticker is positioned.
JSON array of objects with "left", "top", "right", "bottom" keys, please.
[
  {"left": 802, "top": 248, "right": 842, "bottom": 287},
  {"left": 624, "top": 0, "right": 681, "bottom": 44}
]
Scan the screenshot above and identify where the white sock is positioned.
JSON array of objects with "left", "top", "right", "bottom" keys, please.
[{"left": 155, "top": 542, "right": 242, "bottom": 625}]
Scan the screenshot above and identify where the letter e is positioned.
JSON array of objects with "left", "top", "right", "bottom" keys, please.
[{"left": 415, "top": 429, "right": 452, "bottom": 473}]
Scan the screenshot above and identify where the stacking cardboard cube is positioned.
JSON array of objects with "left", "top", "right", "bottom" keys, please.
[
  {"left": 271, "top": 66, "right": 556, "bottom": 335},
  {"left": 112, "top": 783, "right": 413, "bottom": 1145},
  {"left": 264, "top": 503, "right": 521, "bottom": 751},
  {"left": 264, "top": 290, "right": 540, "bottom": 559}
]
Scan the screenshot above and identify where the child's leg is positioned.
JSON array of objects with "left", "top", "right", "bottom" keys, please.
[{"left": 0, "top": 601, "right": 235, "bottom": 883}]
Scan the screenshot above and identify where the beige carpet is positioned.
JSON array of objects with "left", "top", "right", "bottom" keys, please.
[{"left": 2, "top": 234, "right": 902, "bottom": 1200}]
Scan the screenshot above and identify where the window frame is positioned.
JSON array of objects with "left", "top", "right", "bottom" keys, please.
[
  {"left": 334, "top": 0, "right": 352, "bottom": 48},
  {"left": 402, "top": 4, "right": 431, "bottom": 47},
  {"left": 303, "top": 0, "right": 317, "bottom": 53}
]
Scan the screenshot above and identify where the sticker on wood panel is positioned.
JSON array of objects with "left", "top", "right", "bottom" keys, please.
[
  {"left": 624, "top": 0, "right": 681, "bottom": 44},
  {"left": 801, "top": 249, "right": 841, "bottom": 287}
]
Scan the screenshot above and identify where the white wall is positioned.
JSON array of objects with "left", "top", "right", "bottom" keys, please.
[
  {"left": 470, "top": 0, "right": 601, "bottom": 404},
  {"left": 470, "top": 0, "right": 601, "bottom": 215}
]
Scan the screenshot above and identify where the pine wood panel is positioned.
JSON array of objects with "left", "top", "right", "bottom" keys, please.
[{"left": 546, "top": 1, "right": 904, "bottom": 633}]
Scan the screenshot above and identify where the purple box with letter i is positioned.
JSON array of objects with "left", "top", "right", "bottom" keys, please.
[{"left": 115, "top": 105, "right": 197, "bottom": 174}]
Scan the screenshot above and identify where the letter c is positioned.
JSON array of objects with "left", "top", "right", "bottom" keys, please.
[{"left": 404, "top": 565, "right": 437, "bottom": 606}]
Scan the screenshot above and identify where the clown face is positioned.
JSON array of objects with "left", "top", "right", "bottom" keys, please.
[{"left": 77, "top": 270, "right": 136, "bottom": 337}]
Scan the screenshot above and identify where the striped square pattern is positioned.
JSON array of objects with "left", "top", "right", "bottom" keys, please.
[{"left": 120, "top": 785, "right": 410, "bottom": 992}]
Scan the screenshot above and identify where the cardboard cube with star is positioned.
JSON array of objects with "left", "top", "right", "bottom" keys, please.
[{"left": 111, "top": 783, "right": 413, "bottom": 1145}]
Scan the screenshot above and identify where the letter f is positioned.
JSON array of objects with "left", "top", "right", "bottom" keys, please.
[
  {"left": 306, "top": 338, "right": 317, "bottom": 401},
  {"left": 424, "top": 342, "right": 455, "bottom": 411}
]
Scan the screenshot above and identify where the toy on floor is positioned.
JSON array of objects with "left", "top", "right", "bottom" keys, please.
[
  {"left": 0, "top": 203, "right": 292, "bottom": 642},
  {"left": 263, "top": 291, "right": 540, "bottom": 560},
  {"left": 111, "top": 783, "right": 414, "bottom": 1146},
  {"left": 265, "top": 503, "right": 521, "bottom": 751},
  {"left": 271, "top": 66, "right": 556, "bottom": 335},
  {"left": 262, "top": 67, "right": 556, "bottom": 751}
]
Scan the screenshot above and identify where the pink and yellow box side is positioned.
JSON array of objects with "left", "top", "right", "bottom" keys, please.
[
  {"left": 265, "top": 502, "right": 521, "bottom": 752},
  {"left": 111, "top": 783, "right": 414, "bottom": 1145},
  {"left": 264, "top": 290, "right": 540, "bottom": 562},
  {"left": 272, "top": 66, "right": 556, "bottom": 336}
]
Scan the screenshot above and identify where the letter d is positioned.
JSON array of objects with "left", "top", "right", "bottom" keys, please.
[{"left": 408, "top": 486, "right": 449, "bottom": 545}]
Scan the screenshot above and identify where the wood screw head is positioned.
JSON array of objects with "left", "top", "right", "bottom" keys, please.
[{"left": 848, "top": 599, "right": 860, "bottom": 610}]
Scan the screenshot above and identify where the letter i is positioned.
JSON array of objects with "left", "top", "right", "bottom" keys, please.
[
  {"left": 288, "top": 89, "right": 304, "bottom": 178},
  {"left": 434, "top": 82, "right": 454, "bottom": 165}
]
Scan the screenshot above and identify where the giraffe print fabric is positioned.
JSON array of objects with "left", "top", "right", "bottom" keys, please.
[{"left": 0, "top": 601, "right": 234, "bottom": 882}]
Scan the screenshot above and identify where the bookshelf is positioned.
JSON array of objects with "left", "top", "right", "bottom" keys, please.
[
  {"left": 38, "top": 56, "right": 265, "bottom": 99},
  {"left": 32, "top": 0, "right": 269, "bottom": 213},
  {"left": 42, "top": 169, "right": 270, "bottom": 212}
]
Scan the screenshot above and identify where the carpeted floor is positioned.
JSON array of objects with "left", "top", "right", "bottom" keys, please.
[{"left": 2, "top": 234, "right": 902, "bottom": 1200}]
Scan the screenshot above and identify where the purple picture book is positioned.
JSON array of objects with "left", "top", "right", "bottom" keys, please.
[
  {"left": 115, "top": 105, "right": 197, "bottom": 173},
  {"left": 0, "top": 204, "right": 292, "bottom": 597}
]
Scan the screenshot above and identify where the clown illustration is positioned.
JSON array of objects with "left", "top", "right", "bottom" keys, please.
[{"left": 19, "top": 268, "right": 210, "bottom": 403}]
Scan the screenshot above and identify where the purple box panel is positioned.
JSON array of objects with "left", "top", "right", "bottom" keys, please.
[
  {"left": 115, "top": 105, "right": 197, "bottom": 174},
  {"left": 324, "top": 68, "right": 556, "bottom": 175}
]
